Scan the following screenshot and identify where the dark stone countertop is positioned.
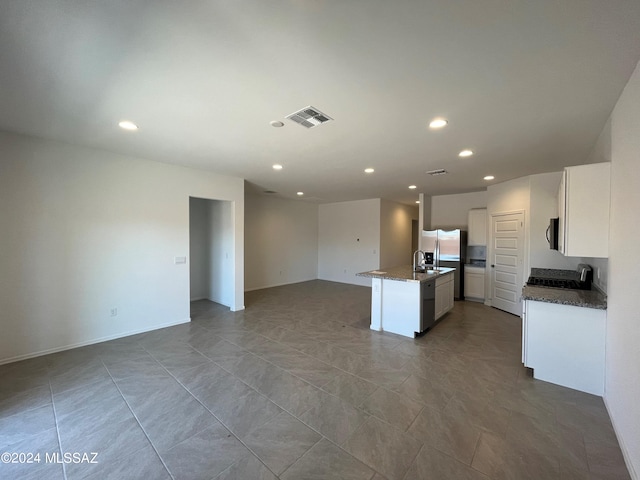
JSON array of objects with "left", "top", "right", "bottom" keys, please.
[
  {"left": 522, "top": 285, "right": 607, "bottom": 310},
  {"left": 356, "top": 265, "right": 456, "bottom": 283}
]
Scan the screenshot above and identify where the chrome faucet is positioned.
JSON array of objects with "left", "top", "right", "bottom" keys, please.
[{"left": 413, "top": 250, "right": 425, "bottom": 272}]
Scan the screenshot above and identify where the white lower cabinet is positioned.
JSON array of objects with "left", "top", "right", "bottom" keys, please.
[
  {"left": 435, "top": 272, "right": 454, "bottom": 320},
  {"left": 522, "top": 299, "right": 605, "bottom": 395},
  {"left": 464, "top": 266, "right": 485, "bottom": 301}
]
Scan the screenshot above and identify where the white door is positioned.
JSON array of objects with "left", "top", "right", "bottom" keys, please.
[{"left": 490, "top": 212, "right": 524, "bottom": 316}]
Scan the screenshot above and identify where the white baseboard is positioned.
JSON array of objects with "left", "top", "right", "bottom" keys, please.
[
  {"left": 465, "top": 297, "right": 485, "bottom": 303},
  {"left": 604, "top": 395, "right": 638, "bottom": 480},
  {"left": 244, "top": 277, "right": 318, "bottom": 292},
  {"left": 0, "top": 317, "right": 191, "bottom": 366}
]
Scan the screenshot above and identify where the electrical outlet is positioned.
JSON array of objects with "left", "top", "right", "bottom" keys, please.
[{"left": 110, "top": 307, "right": 118, "bottom": 317}]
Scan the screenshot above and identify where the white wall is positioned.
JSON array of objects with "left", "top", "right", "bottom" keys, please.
[
  {"left": 580, "top": 119, "right": 613, "bottom": 293},
  {"left": 603, "top": 59, "right": 640, "bottom": 479},
  {"left": 189, "top": 198, "right": 210, "bottom": 300},
  {"left": 244, "top": 193, "right": 318, "bottom": 291},
  {"left": 380, "top": 199, "right": 418, "bottom": 269},
  {"left": 528, "top": 172, "right": 577, "bottom": 272},
  {"left": 318, "top": 199, "right": 380, "bottom": 287},
  {"left": 487, "top": 177, "right": 530, "bottom": 216},
  {"left": 419, "top": 194, "right": 432, "bottom": 230},
  {"left": 486, "top": 177, "right": 530, "bottom": 304},
  {"left": 430, "top": 191, "right": 487, "bottom": 230},
  {"left": 208, "top": 200, "right": 234, "bottom": 305},
  {"left": 0, "top": 131, "right": 244, "bottom": 364}
]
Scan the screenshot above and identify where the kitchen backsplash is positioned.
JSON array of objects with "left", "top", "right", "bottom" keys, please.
[{"left": 467, "top": 245, "right": 486, "bottom": 261}]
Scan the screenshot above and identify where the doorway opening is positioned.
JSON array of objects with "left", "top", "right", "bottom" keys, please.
[{"left": 189, "top": 197, "right": 234, "bottom": 310}]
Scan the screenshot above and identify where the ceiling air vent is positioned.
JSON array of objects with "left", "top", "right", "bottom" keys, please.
[
  {"left": 427, "top": 169, "right": 448, "bottom": 176},
  {"left": 286, "top": 106, "right": 333, "bottom": 129}
]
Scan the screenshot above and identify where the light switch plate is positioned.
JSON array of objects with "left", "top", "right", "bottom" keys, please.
[{"left": 174, "top": 256, "right": 187, "bottom": 264}]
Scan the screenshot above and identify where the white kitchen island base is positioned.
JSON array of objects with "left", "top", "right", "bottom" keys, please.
[
  {"left": 359, "top": 266, "right": 454, "bottom": 338},
  {"left": 371, "top": 277, "right": 424, "bottom": 337}
]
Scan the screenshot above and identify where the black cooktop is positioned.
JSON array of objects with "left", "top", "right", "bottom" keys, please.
[{"left": 526, "top": 276, "right": 589, "bottom": 290}]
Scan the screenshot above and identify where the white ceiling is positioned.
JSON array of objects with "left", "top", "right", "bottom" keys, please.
[{"left": 2, "top": 1, "right": 640, "bottom": 205}]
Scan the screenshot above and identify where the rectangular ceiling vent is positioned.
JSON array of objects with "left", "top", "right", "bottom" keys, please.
[
  {"left": 427, "top": 169, "right": 448, "bottom": 176},
  {"left": 286, "top": 106, "right": 333, "bottom": 128}
]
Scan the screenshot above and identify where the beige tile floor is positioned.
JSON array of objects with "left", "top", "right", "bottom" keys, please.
[{"left": 0, "top": 280, "right": 630, "bottom": 479}]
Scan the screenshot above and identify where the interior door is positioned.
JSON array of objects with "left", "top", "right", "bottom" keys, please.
[{"left": 490, "top": 212, "right": 524, "bottom": 315}]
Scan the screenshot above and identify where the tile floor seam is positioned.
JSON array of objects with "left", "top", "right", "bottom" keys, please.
[
  {"left": 400, "top": 434, "right": 426, "bottom": 480},
  {"left": 48, "top": 376, "right": 69, "bottom": 480},
  {"left": 171, "top": 357, "right": 370, "bottom": 467},
  {"left": 274, "top": 435, "right": 325, "bottom": 479},
  {"left": 164, "top": 362, "right": 280, "bottom": 438},
  {"left": 401, "top": 442, "right": 426, "bottom": 480},
  {"left": 102, "top": 359, "right": 176, "bottom": 480},
  {"left": 467, "top": 423, "right": 483, "bottom": 470},
  {"left": 181, "top": 332, "right": 419, "bottom": 476},
  {"left": 402, "top": 403, "right": 426, "bottom": 437},
  {"left": 213, "top": 333, "right": 352, "bottom": 386},
  {"left": 202, "top": 347, "right": 371, "bottom": 421},
  {"left": 198, "top": 352, "right": 320, "bottom": 419},
  {"left": 156, "top": 362, "right": 282, "bottom": 479}
]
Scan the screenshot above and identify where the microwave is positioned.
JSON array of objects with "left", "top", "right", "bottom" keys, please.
[{"left": 547, "top": 217, "right": 559, "bottom": 250}]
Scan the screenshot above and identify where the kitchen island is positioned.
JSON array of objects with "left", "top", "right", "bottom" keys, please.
[{"left": 357, "top": 265, "right": 455, "bottom": 338}]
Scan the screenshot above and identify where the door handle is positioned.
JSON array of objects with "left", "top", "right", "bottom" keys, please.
[{"left": 491, "top": 264, "right": 495, "bottom": 268}]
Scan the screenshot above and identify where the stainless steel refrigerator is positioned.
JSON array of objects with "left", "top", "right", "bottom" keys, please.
[{"left": 421, "top": 229, "right": 467, "bottom": 299}]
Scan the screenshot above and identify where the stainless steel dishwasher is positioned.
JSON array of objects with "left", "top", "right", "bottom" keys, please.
[{"left": 420, "top": 280, "right": 436, "bottom": 332}]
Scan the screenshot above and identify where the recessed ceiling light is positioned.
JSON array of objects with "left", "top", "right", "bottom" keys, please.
[
  {"left": 297, "top": 191, "right": 304, "bottom": 196},
  {"left": 416, "top": 201, "right": 420, "bottom": 204},
  {"left": 484, "top": 175, "right": 495, "bottom": 181},
  {"left": 408, "top": 185, "right": 417, "bottom": 189},
  {"left": 118, "top": 120, "right": 138, "bottom": 131},
  {"left": 459, "top": 150, "right": 473, "bottom": 157},
  {"left": 364, "top": 168, "right": 375, "bottom": 173},
  {"left": 270, "top": 120, "right": 284, "bottom": 128},
  {"left": 273, "top": 164, "right": 283, "bottom": 170},
  {"left": 429, "top": 118, "right": 448, "bottom": 129}
]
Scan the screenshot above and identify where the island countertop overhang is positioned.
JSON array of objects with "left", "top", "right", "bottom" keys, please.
[{"left": 356, "top": 265, "right": 456, "bottom": 283}]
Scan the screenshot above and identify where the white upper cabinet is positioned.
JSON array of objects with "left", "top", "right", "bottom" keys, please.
[
  {"left": 558, "top": 162, "right": 610, "bottom": 258},
  {"left": 467, "top": 208, "right": 487, "bottom": 246}
]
